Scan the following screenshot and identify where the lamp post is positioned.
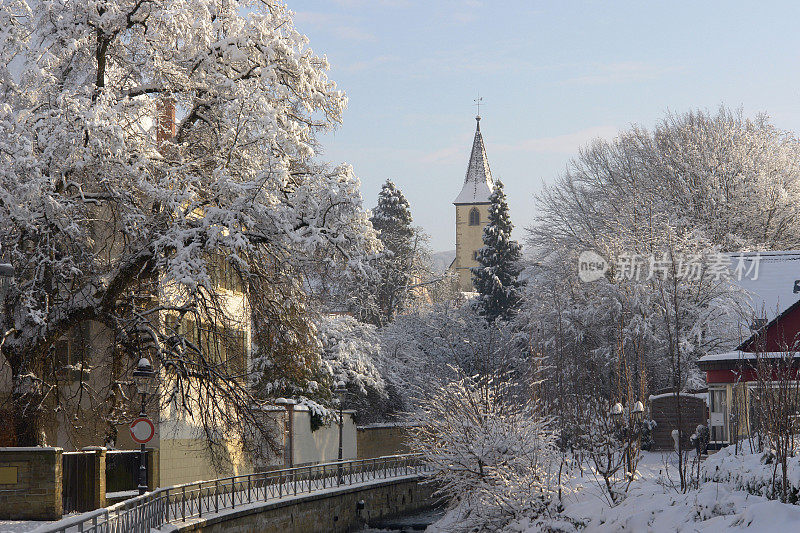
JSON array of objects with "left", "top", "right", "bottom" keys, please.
[
  {"left": 133, "top": 357, "right": 155, "bottom": 495},
  {"left": 630, "top": 401, "right": 644, "bottom": 477},
  {"left": 334, "top": 382, "right": 347, "bottom": 486},
  {"left": 0, "top": 262, "right": 15, "bottom": 343}
]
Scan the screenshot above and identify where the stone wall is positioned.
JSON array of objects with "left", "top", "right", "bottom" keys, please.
[
  {"left": 171, "top": 477, "right": 436, "bottom": 533},
  {"left": 356, "top": 425, "right": 414, "bottom": 459},
  {"left": 291, "top": 408, "right": 356, "bottom": 466},
  {"left": 0, "top": 447, "right": 63, "bottom": 520},
  {"left": 158, "top": 438, "right": 245, "bottom": 487}
]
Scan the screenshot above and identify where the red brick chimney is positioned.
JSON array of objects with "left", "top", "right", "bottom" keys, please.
[{"left": 156, "top": 97, "right": 176, "bottom": 150}]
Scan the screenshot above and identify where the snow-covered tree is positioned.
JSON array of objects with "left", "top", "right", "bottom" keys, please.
[
  {"left": 314, "top": 314, "right": 405, "bottom": 423},
  {"left": 0, "top": 0, "right": 378, "bottom": 450},
  {"left": 378, "top": 300, "right": 529, "bottom": 411},
  {"left": 316, "top": 315, "right": 384, "bottom": 394},
  {"left": 410, "top": 369, "right": 562, "bottom": 530},
  {"left": 520, "top": 108, "right": 785, "bottom": 468},
  {"left": 531, "top": 107, "right": 800, "bottom": 253},
  {"left": 472, "top": 181, "right": 523, "bottom": 322},
  {"left": 364, "top": 179, "right": 424, "bottom": 325}
]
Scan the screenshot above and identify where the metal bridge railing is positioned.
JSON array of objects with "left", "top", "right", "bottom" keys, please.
[{"left": 33, "top": 453, "right": 429, "bottom": 533}]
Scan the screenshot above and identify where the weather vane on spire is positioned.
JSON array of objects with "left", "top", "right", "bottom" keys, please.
[{"left": 474, "top": 93, "right": 483, "bottom": 119}]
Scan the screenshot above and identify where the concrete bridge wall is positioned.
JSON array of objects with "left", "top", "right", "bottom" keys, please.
[{"left": 168, "top": 476, "right": 437, "bottom": 533}]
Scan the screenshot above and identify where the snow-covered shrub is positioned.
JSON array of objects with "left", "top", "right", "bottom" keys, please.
[
  {"left": 637, "top": 418, "right": 657, "bottom": 451},
  {"left": 582, "top": 400, "right": 644, "bottom": 504},
  {"left": 703, "top": 446, "right": 800, "bottom": 503},
  {"left": 690, "top": 424, "right": 710, "bottom": 455},
  {"left": 409, "top": 369, "right": 563, "bottom": 531}
]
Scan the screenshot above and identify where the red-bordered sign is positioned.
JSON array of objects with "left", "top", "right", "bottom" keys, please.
[{"left": 129, "top": 417, "right": 155, "bottom": 444}]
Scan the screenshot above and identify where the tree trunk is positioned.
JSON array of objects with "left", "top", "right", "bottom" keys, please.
[{"left": 10, "top": 367, "right": 46, "bottom": 446}]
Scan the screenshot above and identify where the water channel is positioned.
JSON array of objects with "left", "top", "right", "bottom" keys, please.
[{"left": 357, "top": 507, "right": 445, "bottom": 532}]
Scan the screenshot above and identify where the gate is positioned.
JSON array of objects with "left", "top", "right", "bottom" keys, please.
[
  {"left": 62, "top": 451, "right": 98, "bottom": 514},
  {"left": 105, "top": 450, "right": 142, "bottom": 497}
]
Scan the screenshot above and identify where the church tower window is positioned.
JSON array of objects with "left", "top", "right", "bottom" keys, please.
[{"left": 469, "top": 208, "right": 480, "bottom": 226}]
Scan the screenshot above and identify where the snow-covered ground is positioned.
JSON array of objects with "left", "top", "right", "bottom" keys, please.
[
  {"left": 561, "top": 451, "right": 800, "bottom": 532},
  {"left": 0, "top": 521, "right": 50, "bottom": 533},
  {"left": 429, "top": 451, "right": 800, "bottom": 532}
]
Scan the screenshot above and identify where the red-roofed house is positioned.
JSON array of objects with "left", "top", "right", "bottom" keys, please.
[
  {"left": 697, "top": 250, "right": 800, "bottom": 447},
  {"left": 698, "top": 297, "right": 800, "bottom": 447}
]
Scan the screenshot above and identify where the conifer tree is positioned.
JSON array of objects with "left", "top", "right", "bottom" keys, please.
[
  {"left": 369, "top": 180, "right": 416, "bottom": 325},
  {"left": 472, "top": 181, "right": 523, "bottom": 321}
]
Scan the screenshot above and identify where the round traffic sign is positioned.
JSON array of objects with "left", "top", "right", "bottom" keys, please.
[{"left": 129, "top": 417, "right": 155, "bottom": 444}]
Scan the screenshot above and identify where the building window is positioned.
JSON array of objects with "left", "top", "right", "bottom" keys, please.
[
  {"left": 164, "top": 314, "right": 247, "bottom": 376},
  {"left": 468, "top": 207, "right": 480, "bottom": 226}
]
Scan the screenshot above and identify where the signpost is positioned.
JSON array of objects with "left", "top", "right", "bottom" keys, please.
[
  {"left": 132, "top": 357, "right": 156, "bottom": 495},
  {"left": 129, "top": 416, "right": 154, "bottom": 494}
]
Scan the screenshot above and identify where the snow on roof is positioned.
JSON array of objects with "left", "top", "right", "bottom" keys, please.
[
  {"left": 356, "top": 422, "right": 417, "bottom": 429},
  {"left": 729, "top": 250, "right": 800, "bottom": 323},
  {"left": 648, "top": 392, "right": 708, "bottom": 403},
  {"left": 698, "top": 350, "right": 800, "bottom": 363},
  {"left": 453, "top": 117, "right": 494, "bottom": 205}
]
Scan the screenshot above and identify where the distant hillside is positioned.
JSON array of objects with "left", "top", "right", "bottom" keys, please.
[
  {"left": 431, "top": 250, "right": 456, "bottom": 273},
  {"left": 430, "top": 246, "right": 533, "bottom": 272}
]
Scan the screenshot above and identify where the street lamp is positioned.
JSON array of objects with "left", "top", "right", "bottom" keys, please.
[
  {"left": 632, "top": 401, "right": 644, "bottom": 421},
  {"left": 133, "top": 357, "right": 155, "bottom": 495},
  {"left": 610, "top": 402, "right": 623, "bottom": 424},
  {"left": 334, "top": 382, "right": 347, "bottom": 486}
]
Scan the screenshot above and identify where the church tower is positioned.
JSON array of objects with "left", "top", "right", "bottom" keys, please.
[{"left": 451, "top": 115, "right": 494, "bottom": 292}]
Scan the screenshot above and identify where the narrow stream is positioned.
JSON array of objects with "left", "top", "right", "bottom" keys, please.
[{"left": 357, "top": 507, "right": 445, "bottom": 532}]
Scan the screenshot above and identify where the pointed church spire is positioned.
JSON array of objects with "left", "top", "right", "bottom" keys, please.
[{"left": 454, "top": 116, "right": 494, "bottom": 205}]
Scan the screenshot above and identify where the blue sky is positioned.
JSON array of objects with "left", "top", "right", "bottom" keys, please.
[{"left": 292, "top": 0, "right": 800, "bottom": 251}]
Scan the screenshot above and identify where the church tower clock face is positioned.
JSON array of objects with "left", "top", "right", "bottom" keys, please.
[{"left": 451, "top": 114, "right": 494, "bottom": 292}]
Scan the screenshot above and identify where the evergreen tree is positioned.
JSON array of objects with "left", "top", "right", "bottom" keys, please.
[
  {"left": 369, "top": 180, "right": 416, "bottom": 325},
  {"left": 472, "top": 181, "right": 523, "bottom": 321}
]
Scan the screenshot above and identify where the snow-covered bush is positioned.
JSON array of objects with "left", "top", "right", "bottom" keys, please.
[
  {"left": 703, "top": 446, "right": 800, "bottom": 503},
  {"left": 637, "top": 418, "right": 657, "bottom": 452},
  {"left": 690, "top": 424, "right": 710, "bottom": 455},
  {"left": 409, "top": 369, "right": 563, "bottom": 530}
]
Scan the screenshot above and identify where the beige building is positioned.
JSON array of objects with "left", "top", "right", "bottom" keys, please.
[{"left": 450, "top": 116, "right": 495, "bottom": 292}]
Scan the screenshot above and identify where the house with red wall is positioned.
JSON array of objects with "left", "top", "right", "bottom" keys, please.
[{"left": 698, "top": 252, "right": 800, "bottom": 447}]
